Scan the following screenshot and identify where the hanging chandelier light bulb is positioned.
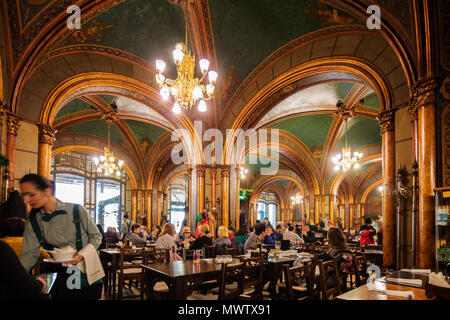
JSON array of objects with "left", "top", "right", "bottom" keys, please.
[
  {"left": 154, "top": 2, "right": 217, "bottom": 113},
  {"left": 92, "top": 113, "right": 124, "bottom": 179},
  {"left": 291, "top": 193, "right": 303, "bottom": 205},
  {"left": 332, "top": 118, "right": 363, "bottom": 172}
]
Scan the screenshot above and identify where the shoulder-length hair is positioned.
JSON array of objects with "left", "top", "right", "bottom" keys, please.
[
  {"left": 199, "top": 224, "right": 211, "bottom": 237},
  {"left": 160, "top": 223, "right": 175, "bottom": 237},
  {"left": 327, "top": 227, "right": 346, "bottom": 250},
  {"left": 217, "top": 226, "right": 229, "bottom": 238}
]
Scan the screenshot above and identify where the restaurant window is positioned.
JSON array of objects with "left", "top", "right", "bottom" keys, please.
[
  {"left": 51, "top": 151, "right": 126, "bottom": 230},
  {"left": 167, "top": 174, "right": 189, "bottom": 234},
  {"left": 258, "top": 192, "right": 279, "bottom": 225}
]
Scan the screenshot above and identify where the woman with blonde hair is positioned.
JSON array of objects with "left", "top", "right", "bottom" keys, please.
[
  {"left": 155, "top": 223, "right": 177, "bottom": 250},
  {"left": 190, "top": 223, "right": 213, "bottom": 250},
  {"left": 214, "top": 225, "right": 232, "bottom": 255}
]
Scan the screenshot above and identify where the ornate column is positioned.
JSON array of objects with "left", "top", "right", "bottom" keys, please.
[
  {"left": 409, "top": 78, "right": 438, "bottom": 268},
  {"left": 329, "top": 195, "right": 335, "bottom": 224},
  {"left": 146, "top": 189, "right": 152, "bottom": 228},
  {"left": 37, "top": 124, "right": 57, "bottom": 179},
  {"left": 142, "top": 190, "right": 146, "bottom": 225},
  {"left": 5, "top": 113, "right": 20, "bottom": 189},
  {"left": 221, "top": 165, "right": 230, "bottom": 227},
  {"left": 196, "top": 165, "right": 205, "bottom": 212},
  {"left": 163, "top": 193, "right": 168, "bottom": 217},
  {"left": 131, "top": 189, "right": 138, "bottom": 223},
  {"left": 211, "top": 167, "right": 217, "bottom": 208},
  {"left": 377, "top": 109, "right": 397, "bottom": 268},
  {"left": 187, "top": 168, "right": 192, "bottom": 228},
  {"left": 157, "top": 191, "right": 162, "bottom": 226},
  {"left": 314, "top": 195, "right": 320, "bottom": 224}
]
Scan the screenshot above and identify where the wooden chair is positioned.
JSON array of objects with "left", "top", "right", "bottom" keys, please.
[
  {"left": 204, "top": 245, "right": 216, "bottom": 258},
  {"left": 142, "top": 248, "right": 171, "bottom": 299},
  {"left": 218, "top": 262, "right": 246, "bottom": 300},
  {"left": 353, "top": 254, "right": 370, "bottom": 287},
  {"left": 280, "top": 262, "right": 311, "bottom": 300},
  {"left": 239, "top": 257, "right": 264, "bottom": 300},
  {"left": 182, "top": 248, "right": 205, "bottom": 260},
  {"left": 117, "top": 247, "right": 146, "bottom": 300},
  {"left": 318, "top": 259, "right": 342, "bottom": 300},
  {"left": 224, "top": 247, "right": 238, "bottom": 256}
]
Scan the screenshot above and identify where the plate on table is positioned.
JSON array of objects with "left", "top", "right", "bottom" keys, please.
[{"left": 44, "top": 257, "right": 76, "bottom": 264}]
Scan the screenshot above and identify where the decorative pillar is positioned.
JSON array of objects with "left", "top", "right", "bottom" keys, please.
[
  {"left": 5, "top": 113, "right": 20, "bottom": 189},
  {"left": 37, "top": 124, "right": 56, "bottom": 180},
  {"left": 157, "top": 191, "right": 162, "bottom": 226},
  {"left": 146, "top": 189, "right": 152, "bottom": 228},
  {"left": 196, "top": 165, "right": 205, "bottom": 213},
  {"left": 410, "top": 78, "right": 438, "bottom": 268},
  {"left": 305, "top": 196, "right": 310, "bottom": 223},
  {"left": 211, "top": 167, "right": 217, "bottom": 208},
  {"left": 377, "top": 108, "right": 397, "bottom": 268},
  {"left": 329, "top": 195, "right": 335, "bottom": 223},
  {"left": 314, "top": 195, "right": 320, "bottom": 224},
  {"left": 163, "top": 193, "right": 168, "bottom": 217},
  {"left": 131, "top": 189, "right": 138, "bottom": 223},
  {"left": 187, "top": 168, "right": 192, "bottom": 228},
  {"left": 221, "top": 165, "right": 230, "bottom": 227}
]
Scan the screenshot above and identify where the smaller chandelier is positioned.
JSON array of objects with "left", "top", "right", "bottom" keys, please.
[
  {"left": 291, "top": 194, "right": 303, "bottom": 204},
  {"left": 93, "top": 120, "right": 124, "bottom": 178},
  {"left": 239, "top": 166, "right": 248, "bottom": 179},
  {"left": 332, "top": 118, "right": 363, "bottom": 172}
]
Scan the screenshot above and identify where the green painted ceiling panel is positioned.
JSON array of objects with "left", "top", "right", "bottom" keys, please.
[
  {"left": 270, "top": 114, "right": 333, "bottom": 149},
  {"left": 331, "top": 82, "right": 355, "bottom": 101},
  {"left": 55, "top": 99, "right": 92, "bottom": 118},
  {"left": 361, "top": 92, "right": 380, "bottom": 109},
  {"left": 335, "top": 116, "right": 381, "bottom": 152},
  {"left": 56, "top": 0, "right": 186, "bottom": 67},
  {"left": 124, "top": 119, "right": 167, "bottom": 144},
  {"left": 209, "top": 0, "right": 359, "bottom": 82},
  {"left": 65, "top": 120, "right": 125, "bottom": 146}
]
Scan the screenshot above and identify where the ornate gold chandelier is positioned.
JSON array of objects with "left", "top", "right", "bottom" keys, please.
[
  {"left": 93, "top": 115, "right": 124, "bottom": 178},
  {"left": 155, "top": 4, "right": 217, "bottom": 114},
  {"left": 291, "top": 193, "right": 303, "bottom": 204},
  {"left": 332, "top": 118, "right": 362, "bottom": 172}
]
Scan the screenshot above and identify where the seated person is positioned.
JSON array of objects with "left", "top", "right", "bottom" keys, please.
[
  {"left": 190, "top": 224, "right": 213, "bottom": 250},
  {"left": 105, "top": 227, "right": 120, "bottom": 243},
  {"left": 126, "top": 224, "right": 147, "bottom": 245},
  {"left": 155, "top": 223, "right": 177, "bottom": 250},
  {"left": 300, "top": 225, "right": 315, "bottom": 243},
  {"left": 282, "top": 226, "right": 304, "bottom": 244},
  {"left": 214, "top": 226, "right": 232, "bottom": 255},
  {"left": 244, "top": 223, "right": 267, "bottom": 253},
  {"left": 234, "top": 227, "right": 249, "bottom": 245},
  {"left": 0, "top": 217, "right": 49, "bottom": 260},
  {"left": 0, "top": 240, "right": 47, "bottom": 300},
  {"left": 359, "top": 218, "right": 377, "bottom": 246},
  {"left": 263, "top": 226, "right": 276, "bottom": 245},
  {"left": 174, "top": 226, "right": 195, "bottom": 247},
  {"left": 273, "top": 225, "right": 283, "bottom": 241}
]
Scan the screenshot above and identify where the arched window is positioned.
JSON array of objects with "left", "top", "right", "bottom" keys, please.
[
  {"left": 257, "top": 192, "right": 279, "bottom": 226},
  {"left": 51, "top": 151, "right": 126, "bottom": 231}
]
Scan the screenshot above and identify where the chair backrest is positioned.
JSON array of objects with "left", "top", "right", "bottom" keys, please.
[
  {"left": 250, "top": 251, "right": 268, "bottom": 259},
  {"left": 182, "top": 248, "right": 205, "bottom": 260},
  {"left": 280, "top": 240, "right": 290, "bottom": 250},
  {"left": 205, "top": 245, "right": 216, "bottom": 258},
  {"left": 283, "top": 262, "right": 311, "bottom": 300},
  {"left": 352, "top": 254, "right": 369, "bottom": 287},
  {"left": 240, "top": 257, "right": 264, "bottom": 298},
  {"left": 144, "top": 248, "right": 170, "bottom": 264},
  {"left": 218, "top": 262, "right": 246, "bottom": 300},
  {"left": 224, "top": 247, "right": 237, "bottom": 257},
  {"left": 119, "top": 247, "right": 145, "bottom": 271},
  {"left": 318, "top": 259, "right": 342, "bottom": 300}
]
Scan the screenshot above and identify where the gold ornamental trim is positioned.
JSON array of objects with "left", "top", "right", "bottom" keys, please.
[
  {"left": 377, "top": 109, "right": 396, "bottom": 134},
  {"left": 6, "top": 113, "right": 21, "bottom": 136},
  {"left": 408, "top": 77, "right": 439, "bottom": 120},
  {"left": 37, "top": 124, "right": 57, "bottom": 144}
]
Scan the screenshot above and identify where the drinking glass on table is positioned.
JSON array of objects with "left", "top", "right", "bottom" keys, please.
[{"left": 275, "top": 241, "right": 281, "bottom": 250}]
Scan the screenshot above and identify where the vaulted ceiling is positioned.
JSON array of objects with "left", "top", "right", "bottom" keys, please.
[{"left": 1, "top": 0, "right": 416, "bottom": 192}]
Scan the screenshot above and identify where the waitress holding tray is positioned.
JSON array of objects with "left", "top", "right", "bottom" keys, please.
[{"left": 19, "top": 174, "right": 103, "bottom": 300}]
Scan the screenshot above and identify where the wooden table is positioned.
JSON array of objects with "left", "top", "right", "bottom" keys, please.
[
  {"left": 364, "top": 249, "right": 383, "bottom": 266},
  {"left": 336, "top": 279, "right": 434, "bottom": 300},
  {"left": 142, "top": 258, "right": 241, "bottom": 300},
  {"left": 265, "top": 256, "right": 298, "bottom": 299}
]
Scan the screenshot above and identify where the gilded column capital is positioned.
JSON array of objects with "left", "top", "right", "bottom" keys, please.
[
  {"left": 221, "top": 165, "right": 231, "bottom": 177},
  {"left": 131, "top": 189, "right": 138, "bottom": 196},
  {"left": 196, "top": 165, "right": 206, "bottom": 177},
  {"left": 211, "top": 167, "right": 217, "bottom": 175},
  {"left": 157, "top": 190, "right": 162, "bottom": 198},
  {"left": 37, "top": 124, "right": 57, "bottom": 145},
  {"left": 408, "top": 77, "right": 439, "bottom": 120},
  {"left": 376, "top": 109, "right": 396, "bottom": 134},
  {"left": 6, "top": 113, "right": 21, "bottom": 136}
]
